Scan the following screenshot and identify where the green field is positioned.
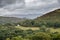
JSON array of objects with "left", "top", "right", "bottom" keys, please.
[
  {"left": 15, "top": 26, "right": 60, "bottom": 33},
  {"left": 15, "top": 26, "right": 40, "bottom": 30}
]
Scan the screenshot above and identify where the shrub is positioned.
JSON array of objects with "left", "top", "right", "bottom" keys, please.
[
  {"left": 26, "top": 32, "right": 51, "bottom": 40},
  {"left": 50, "top": 33, "right": 60, "bottom": 40},
  {"left": 11, "top": 36, "right": 23, "bottom": 40}
]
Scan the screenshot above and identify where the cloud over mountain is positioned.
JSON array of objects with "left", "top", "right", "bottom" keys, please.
[{"left": 0, "top": 0, "right": 60, "bottom": 19}]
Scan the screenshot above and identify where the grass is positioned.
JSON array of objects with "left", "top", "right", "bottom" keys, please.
[
  {"left": 15, "top": 26, "right": 60, "bottom": 33},
  {"left": 15, "top": 26, "right": 40, "bottom": 30},
  {"left": 49, "top": 28, "right": 60, "bottom": 33}
]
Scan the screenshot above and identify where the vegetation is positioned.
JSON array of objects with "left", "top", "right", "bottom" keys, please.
[
  {"left": 0, "top": 9, "right": 60, "bottom": 40},
  {"left": 18, "top": 9, "right": 60, "bottom": 28},
  {"left": 0, "top": 25, "right": 60, "bottom": 40},
  {"left": 0, "top": 16, "right": 26, "bottom": 24}
]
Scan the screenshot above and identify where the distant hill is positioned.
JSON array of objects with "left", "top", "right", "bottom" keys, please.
[
  {"left": 35, "top": 9, "right": 60, "bottom": 22},
  {"left": 0, "top": 16, "right": 26, "bottom": 24},
  {"left": 14, "top": 9, "right": 60, "bottom": 27}
]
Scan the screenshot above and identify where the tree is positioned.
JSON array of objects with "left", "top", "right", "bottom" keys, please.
[
  {"left": 27, "top": 32, "right": 51, "bottom": 40},
  {"left": 6, "top": 38, "right": 10, "bottom": 40},
  {"left": 11, "top": 36, "right": 23, "bottom": 40}
]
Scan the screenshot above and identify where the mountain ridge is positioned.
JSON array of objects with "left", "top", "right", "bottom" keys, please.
[
  {"left": 0, "top": 16, "right": 26, "bottom": 24},
  {"left": 35, "top": 9, "right": 60, "bottom": 22}
]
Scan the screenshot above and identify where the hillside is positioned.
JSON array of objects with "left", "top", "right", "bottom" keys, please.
[
  {"left": 0, "top": 16, "right": 26, "bottom": 24},
  {"left": 17, "top": 9, "right": 60, "bottom": 27},
  {"left": 35, "top": 9, "right": 60, "bottom": 22}
]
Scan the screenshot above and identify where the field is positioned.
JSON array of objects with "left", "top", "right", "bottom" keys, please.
[
  {"left": 50, "top": 28, "right": 60, "bottom": 33},
  {"left": 15, "top": 26, "right": 40, "bottom": 30},
  {"left": 15, "top": 26, "right": 60, "bottom": 33}
]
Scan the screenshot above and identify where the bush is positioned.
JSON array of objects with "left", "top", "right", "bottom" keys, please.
[
  {"left": 11, "top": 36, "right": 23, "bottom": 40},
  {"left": 26, "top": 32, "right": 51, "bottom": 40},
  {"left": 50, "top": 33, "right": 60, "bottom": 40}
]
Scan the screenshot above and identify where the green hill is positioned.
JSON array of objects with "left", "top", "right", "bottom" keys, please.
[
  {"left": 35, "top": 9, "right": 60, "bottom": 22},
  {"left": 0, "top": 16, "right": 26, "bottom": 24},
  {"left": 18, "top": 9, "right": 60, "bottom": 27}
]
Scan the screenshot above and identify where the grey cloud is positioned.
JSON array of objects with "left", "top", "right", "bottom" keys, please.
[
  {"left": 0, "top": 0, "right": 25, "bottom": 8},
  {"left": 0, "top": 0, "right": 60, "bottom": 19}
]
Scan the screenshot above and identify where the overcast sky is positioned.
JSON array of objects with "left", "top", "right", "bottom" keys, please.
[{"left": 0, "top": 0, "right": 60, "bottom": 19}]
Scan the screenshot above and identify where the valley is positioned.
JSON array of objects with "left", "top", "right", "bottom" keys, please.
[{"left": 0, "top": 9, "right": 60, "bottom": 40}]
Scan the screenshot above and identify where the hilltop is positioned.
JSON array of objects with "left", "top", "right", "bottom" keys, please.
[
  {"left": 20, "top": 9, "right": 60, "bottom": 27},
  {"left": 0, "top": 16, "right": 26, "bottom": 24},
  {"left": 35, "top": 9, "right": 60, "bottom": 22}
]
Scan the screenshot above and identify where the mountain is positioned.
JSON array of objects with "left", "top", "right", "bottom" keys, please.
[
  {"left": 35, "top": 9, "right": 60, "bottom": 22},
  {"left": 0, "top": 16, "right": 26, "bottom": 24}
]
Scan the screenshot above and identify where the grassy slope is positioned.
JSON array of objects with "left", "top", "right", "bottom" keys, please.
[
  {"left": 35, "top": 9, "right": 60, "bottom": 22},
  {"left": 0, "top": 16, "right": 26, "bottom": 24},
  {"left": 31, "top": 9, "right": 60, "bottom": 33},
  {"left": 15, "top": 9, "right": 60, "bottom": 33}
]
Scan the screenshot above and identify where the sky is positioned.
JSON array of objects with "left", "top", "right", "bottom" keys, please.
[{"left": 0, "top": 0, "right": 60, "bottom": 19}]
